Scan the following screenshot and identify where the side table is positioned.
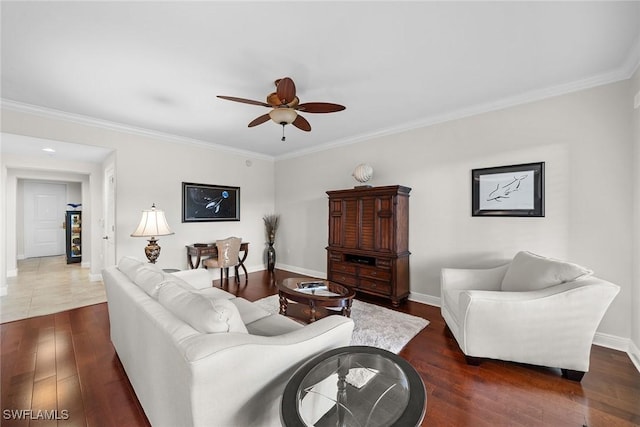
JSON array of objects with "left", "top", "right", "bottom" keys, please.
[{"left": 281, "top": 346, "right": 426, "bottom": 427}]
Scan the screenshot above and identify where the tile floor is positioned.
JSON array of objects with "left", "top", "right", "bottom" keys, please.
[{"left": 1, "top": 255, "right": 106, "bottom": 323}]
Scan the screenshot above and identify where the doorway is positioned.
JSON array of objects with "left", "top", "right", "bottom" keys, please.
[{"left": 23, "top": 181, "right": 67, "bottom": 258}]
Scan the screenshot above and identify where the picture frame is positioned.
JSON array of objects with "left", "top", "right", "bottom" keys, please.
[
  {"left": 182, "top": 182, "right": 240, "bottom": 222},
  {"left": 472, "top": 162, "right": 545, "bottom": 217}
]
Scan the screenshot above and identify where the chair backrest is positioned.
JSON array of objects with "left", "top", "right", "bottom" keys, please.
[{"left": 215, "top": 237, "right": 242, "bottom": 268}]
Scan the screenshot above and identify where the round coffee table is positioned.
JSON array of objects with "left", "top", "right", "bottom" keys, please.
[
  {"left": 277, "top": 278, "right": 356, "bottom": 323},
  {"left": 281, "top": 346, "right": 426, "bottom": 427}
]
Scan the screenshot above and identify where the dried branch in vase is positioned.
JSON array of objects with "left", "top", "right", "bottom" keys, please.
[{"left": 263, "top": 214, "right": 280, "bottom": 244}]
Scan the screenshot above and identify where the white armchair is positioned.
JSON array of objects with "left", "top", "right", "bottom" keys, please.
[{"left": 440, "top": 251, "right": 620, "bottom": 381}]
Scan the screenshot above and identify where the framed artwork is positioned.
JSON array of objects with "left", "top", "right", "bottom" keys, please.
[
  {"left": 472, "top": 162, "right": 545, "bottom": 217},
  {"left": 182, "top": 182, "right": 240, "bottom": 222}
]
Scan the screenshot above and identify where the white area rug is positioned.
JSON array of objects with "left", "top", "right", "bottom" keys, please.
[{"left": 254, "top": 295, "right": 429, "bottom": 354}]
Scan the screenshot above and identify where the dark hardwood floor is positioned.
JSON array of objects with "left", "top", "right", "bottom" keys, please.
[{"left": 2, "top": 269, "right": 639, "bottom": 427}]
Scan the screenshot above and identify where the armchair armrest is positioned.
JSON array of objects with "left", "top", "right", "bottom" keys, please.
[
  {"left": 441, "top": 263, "right": 509, "bottom": 292},
  {"left": 458, "top": 277, "right": 620, "bottom": 371}
]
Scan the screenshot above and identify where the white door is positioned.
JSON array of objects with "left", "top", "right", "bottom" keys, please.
[
  {"left": 103, "top": 167, "right": 116, "bottom": 267},
  {"left": 24, "top": 181, "right": 67, "bottom": 258}
]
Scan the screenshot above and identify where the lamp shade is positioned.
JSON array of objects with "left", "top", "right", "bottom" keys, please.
[
  {"left": 269, "top": 108, "right": 297, "bottom": 125},
  {"left": 131, "top": 204, "right": 174, "bottom": 238}
]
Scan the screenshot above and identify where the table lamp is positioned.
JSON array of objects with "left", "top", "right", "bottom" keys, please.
[{"left": 131, "top": 203, "right": 174, "bottom": 263}]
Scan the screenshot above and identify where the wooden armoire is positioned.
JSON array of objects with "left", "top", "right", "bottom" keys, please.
[{"left": 326, "top": 185, "right": 411, "bottom": 306}]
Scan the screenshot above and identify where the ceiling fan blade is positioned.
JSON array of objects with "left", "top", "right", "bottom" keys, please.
[
  {"left": 297, "top": 102, "right": 346, "bottom": 113},
  {"left": 276, "top": 77, "right": 296, "bottom": 104},
  {"left": 217, "top": 95, "right": 271, "bottom": 108},
  {"left": 248, "top": 113, "right": 271, "bottom": 127},
  {"left": 292, "top": 115, "right": 311, "bottom": 132}
]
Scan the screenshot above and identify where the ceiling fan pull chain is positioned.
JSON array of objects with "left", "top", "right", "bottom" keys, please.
[{"left": 281, "top": 124, "right": 286, "bottom": 142}]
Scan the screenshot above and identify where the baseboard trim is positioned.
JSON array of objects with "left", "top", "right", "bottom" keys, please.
[
  {"left": 7, "top": 269, "right": 17, "bottom": 278},
  {"left": 409, "top": 291, "right": 440, "bottom": 307},
  {"left": 0, "top": 286, "right": 7, "bottom": 297},
  {"left": 593, "top": 333, "right": 640, "bottom": 374},
  {"left": 89, "top": 273, "right": 103, "bottom": 282},
  {"left": 593, "top": 331, "right": 629, "bottom": 352},
  {"left": 276, "top": 264, "right": 326, "bottom": 279},
  {"left": 627, "top": 340, "right": 640, "bottom": 374}
]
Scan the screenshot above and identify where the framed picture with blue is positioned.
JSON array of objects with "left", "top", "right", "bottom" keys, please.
[
  {"left": 182, "top": 182, "right": 240, "bottom": 222},
  {"left": 472, "top": 162, "right": 545, "bottom": 217}
]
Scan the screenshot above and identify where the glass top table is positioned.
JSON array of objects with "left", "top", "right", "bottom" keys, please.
[
  {"left": 278, "top": 278, "right": 356, "bottom": 323},
  {"left": 281, "top": 346, "right": 426, "bottom": 427}
]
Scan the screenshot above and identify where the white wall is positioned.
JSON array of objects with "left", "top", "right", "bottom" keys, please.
[
  {"left": 631, "top": 67, "right": 640, "bottom": 364},
  {"left": 0, "top": 113, "right": 275, "bottom": 275},
  {"left": 275, "top": 80, "right": 633, "bottom": 340}
]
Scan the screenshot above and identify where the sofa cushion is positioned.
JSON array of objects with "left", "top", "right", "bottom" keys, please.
[
  {"left": 118, "top": 256, "right": 145, "bottom": 280},
  {"left": 197, "top": 286, "right": 236, "bottom": 300},
  {"left": 134, "top": 264, "right": 167, "bottom": 297},
  {"left": 199, "top": 295, "right": 247, "bottom": 333},
  {"left": 501, "top": 251, "right": 593, "bottom": 292},
  {"left": 245, "top": 314, "right": 302, "bottom": 336},
  {"left": 230, "top": 297, "right": 272, "bottom": 325},
  {"left": 157, "top": 283, "right": 247, "bottom": 334}
]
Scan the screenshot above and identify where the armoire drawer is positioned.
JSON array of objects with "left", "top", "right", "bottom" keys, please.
[
  {"left": 330, "top": 272, "right": 358, "bottom": 287},
  {"left": 359, "top": 278, "right": 392, "bottom": 295},
  {"left": 331, "top": 262, "right": 357, "bottom": 275},
  {"left": 359, "top": 266, "right": 391, "bottom": 281}
]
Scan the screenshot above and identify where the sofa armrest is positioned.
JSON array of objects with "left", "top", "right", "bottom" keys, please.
[
  {"left": 184, "top": 315, "right": 355, "bottom": 427},
  {"left": 181, "top": 315, "right": 354, "bottom": 361},
  {"left": 441, "top": 263, "right": 509, "bottom": 292}
]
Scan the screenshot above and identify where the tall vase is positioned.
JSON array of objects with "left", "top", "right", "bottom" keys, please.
[{"left": 267, "top": 242, "right": 276, "bottom": 272}]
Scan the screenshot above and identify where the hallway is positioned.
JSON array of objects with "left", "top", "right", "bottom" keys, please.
[{"left": 0, "top": 256, "right": 106, "bottom": 323}]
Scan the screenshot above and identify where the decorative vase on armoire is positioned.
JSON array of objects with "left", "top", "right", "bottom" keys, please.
[{"left": 263, "top": 214, "right": 280, "bottom": 272}]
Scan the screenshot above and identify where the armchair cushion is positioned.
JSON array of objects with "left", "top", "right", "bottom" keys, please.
[{"left": 501, "top": 251, "right": 593, "bottom": 292}]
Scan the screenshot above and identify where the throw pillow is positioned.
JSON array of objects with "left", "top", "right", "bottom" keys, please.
[
  {"left": 199, "top": 294, "right": 248, "bottom": 333},
  {"left": 501, "top": 251, "right": 593, "bottom": 292},
  {"left": 158, "top": 283, "right": 247, "bottom": 334},
  {"left": 133, "top": 264, "right": 167, "bottom": 298},
  {"left": 118, "top": 256, "right": 144, "bottom": 281}
]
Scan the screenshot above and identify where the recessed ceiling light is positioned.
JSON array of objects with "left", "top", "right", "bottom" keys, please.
[{"left": 42, "top": 148, "right": 56, "bottom": 153}]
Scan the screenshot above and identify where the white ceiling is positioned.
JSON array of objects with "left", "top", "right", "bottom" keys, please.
[{"left": 2, "top": 1, "right": 639, "bottom": 160}]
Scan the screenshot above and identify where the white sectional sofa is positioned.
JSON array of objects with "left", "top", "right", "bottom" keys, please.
[{"left": 103, "top": 257, "right": 354, "bottom": 427}]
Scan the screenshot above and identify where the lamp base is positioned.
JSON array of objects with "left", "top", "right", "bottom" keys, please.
[{"left": 144, "top": 238, "right": 161, "bottom": 264}]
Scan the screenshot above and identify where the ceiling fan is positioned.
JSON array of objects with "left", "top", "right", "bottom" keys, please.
[{"left": 217, "top": 77, "right": 346, "bottom": 141}]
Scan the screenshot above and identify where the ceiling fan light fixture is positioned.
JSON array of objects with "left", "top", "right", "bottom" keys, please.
[{"left": 269, "top": 108, "right": 297, "bottom": 125}]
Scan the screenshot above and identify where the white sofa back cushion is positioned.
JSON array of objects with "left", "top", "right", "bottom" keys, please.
[
  {"left": 118, "top": 256, "right": 144, "bottom": 278},
  {"left": 157, "top": 282, "right": 247, "bottom": 333},
  {"left": 501, "top": 251, "right": 593, "bottom": 292}
]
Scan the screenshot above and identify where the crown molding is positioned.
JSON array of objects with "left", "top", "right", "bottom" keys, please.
[
  {"left": 2, "top": 47, "right": 637, "bottom": 165},
  {"left": 276, "top": 65, "right": 634, "bottom": 161},
  {"left": 0, "top": 99, "right": 275, "bottom": 162}
]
